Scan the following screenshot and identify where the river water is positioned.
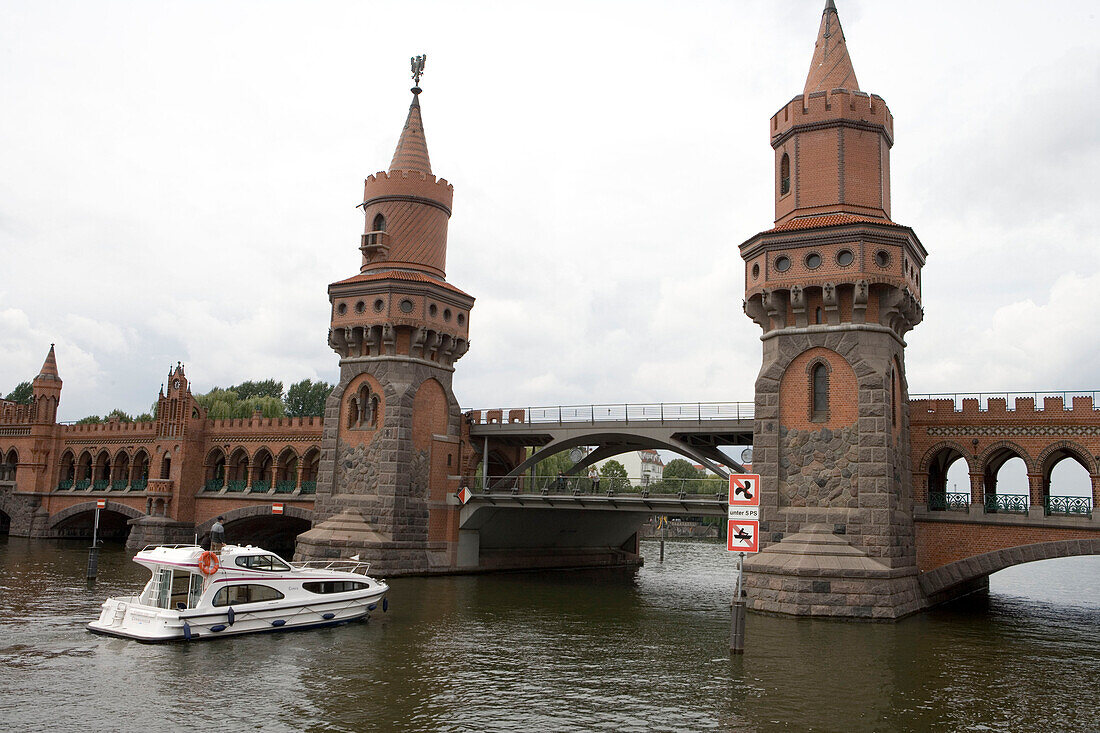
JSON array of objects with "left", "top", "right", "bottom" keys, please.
[{"left": 1, "top": 536, "right": 1097, "bottom": 732}]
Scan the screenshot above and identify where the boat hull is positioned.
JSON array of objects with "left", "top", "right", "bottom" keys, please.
[{"left": 87, "top": 589, "right": 387, "bottom": 642}]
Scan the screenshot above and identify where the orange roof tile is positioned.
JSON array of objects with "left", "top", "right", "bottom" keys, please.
[
  {"left": 765, "top": 213, "right": 902, "bottom": 234},
  {"left": 331, "top": 269, "right": 471, "bottom": 297}
]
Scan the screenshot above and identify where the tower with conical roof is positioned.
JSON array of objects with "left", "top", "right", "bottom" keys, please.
[
  {"left": 296, "top": 60, "right": 474, "bottom": 572},
  {"left": 32, "top": 344, "right": 62, "bottom": 425},
  {"left": 739, "top": 2, "right": 928, "bottom": 619}
]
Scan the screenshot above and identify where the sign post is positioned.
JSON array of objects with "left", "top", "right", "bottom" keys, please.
[
  {"left": 87, "top": 499, "right": 106, "bottom": 580},
  {"left": 727, "top": 474, "right": 761, "bottom": 654}
]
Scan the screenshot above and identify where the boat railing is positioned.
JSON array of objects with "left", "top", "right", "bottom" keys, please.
[
  {"left": 139, "top": 544, "right": 203, "bottom": 552},
  {"left": 290, "top": 559, "right": 372, "bottom": 576}
]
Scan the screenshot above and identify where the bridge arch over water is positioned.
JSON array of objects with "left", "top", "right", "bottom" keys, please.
[
  {"left": 919, "top": 538, "right": 1100, "bottom": 603},
  {"left": 48, "top": 500, "right": 145, "bottom": 541}
]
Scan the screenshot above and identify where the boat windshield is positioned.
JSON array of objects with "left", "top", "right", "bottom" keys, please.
[{"left": 235, "top": 554, "right": 292, "bottom": 571}]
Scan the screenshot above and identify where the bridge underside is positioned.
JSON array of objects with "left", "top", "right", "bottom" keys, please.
[
  {"left": 470, "top": 419, "right": 754, "bottom": 479},
  {"left": 454, "top": 493, "right": 727, "bottom": 571}
]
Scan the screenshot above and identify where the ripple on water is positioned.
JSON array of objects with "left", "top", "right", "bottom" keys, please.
[{"left": 1, "top": 537, "right": 1098, "bottom": 732}]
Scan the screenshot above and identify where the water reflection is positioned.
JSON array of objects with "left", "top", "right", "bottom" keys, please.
[{"left": 0, "top": 536, "right": 1097, "bottom": 732}]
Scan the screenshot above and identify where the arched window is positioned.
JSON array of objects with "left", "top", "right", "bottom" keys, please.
[
  {"left": 814, "top": 307, "right": 823, "bottom": 324},
  {"left": 780, "top": 153, "right": 791, "bottom": 196},
  {"left": 347, "top": 397, "right": 359, "bottom": 429},
  {"left": 372, "top": 213, "right": 386, "bottom": 232},
  {"left": 811, "top": 363, "right": 828, "bottom": 418},
  {"left": 160, "top": 454, "right": 172, "bottom": 480}
]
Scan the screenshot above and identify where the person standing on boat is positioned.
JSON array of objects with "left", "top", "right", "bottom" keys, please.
[{"left": 210, "top": 517, "right": 225, "bottom": 552}]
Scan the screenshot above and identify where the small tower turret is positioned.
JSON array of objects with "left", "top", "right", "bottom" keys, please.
[{"left": 31, "top": 344, "right": 62, "bottom": 424}]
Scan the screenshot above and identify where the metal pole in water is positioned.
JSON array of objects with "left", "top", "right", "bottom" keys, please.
[
  {"left": 660, "top": 519, "right": 667, "bottom": 563},
  {"left": 730, "top": 552, "right": 746, "bottom": 654},
  {"left": 86, "top": 505, "right": 102, "bottom": 580}
]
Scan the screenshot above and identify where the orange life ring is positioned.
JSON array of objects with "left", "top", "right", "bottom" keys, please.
[{"left": 198, "top": 551, "right": 220, "bottom": 575}]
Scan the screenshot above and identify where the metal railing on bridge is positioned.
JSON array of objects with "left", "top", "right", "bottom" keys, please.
[
  {"left": 910, "top": 390, "right": 1100, "bottom": 412},
  {"left": 474, "top": 474, "right": 728, "bottom": 500},
  {"left": 927, "top": 492, "right": 1093, "bottom": 519},
  {"left": 467, "top": 401, "right": 755, "bottom": 425}
]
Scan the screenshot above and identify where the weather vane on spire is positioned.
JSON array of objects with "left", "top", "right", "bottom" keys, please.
[{"left": 410, "top": 54, "right": 426, "bottom": 88}]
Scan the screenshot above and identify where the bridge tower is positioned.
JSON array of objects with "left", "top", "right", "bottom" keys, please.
[
  {"left": 295, "top": 69, "right": 474, "bottom": 573},
  {"left": 739, "top": 1, "right": 929, "bottom": 618}
]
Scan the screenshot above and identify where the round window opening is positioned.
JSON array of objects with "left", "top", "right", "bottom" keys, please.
[
  {"left": 443, "top": 308, "right": 452, "bottom": 322},
  {"left": 836, "top": 249, "right": 854, "bottom": 267},
  {"left": 429, "top": 304, "right": 438, "bottom": 317},
  {"left": 399, "top": 299, "right": 414, "bottom": 314},
  {"left": 775, "top": 255, "right": 791, "bottom": 273},
  {"left": 354, "top": 301, "right": 365, "bottom": 314},
  {"left": 875, "top": 250, "right": 890, "bottom": 267},
  {"left": 751, "top": 263, "right": 760, "bottom": 279},
  {"left": 337, "top": 303, "right": 347, "bottom": 315},
  {"left": 805, "top": 253, "right": 822, "bottom": 270},
  {"left": 373, "top": 299, "right": 384, "bottom": 312}
]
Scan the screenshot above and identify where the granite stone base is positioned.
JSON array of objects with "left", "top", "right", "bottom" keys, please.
[
  {"left": 743, "top": 523, "right": 928, "bottom": 620},
  {"left": 125, "top": 515, "right": 197, "bottom": 550}
]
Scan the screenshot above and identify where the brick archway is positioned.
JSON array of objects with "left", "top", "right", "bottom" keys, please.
[
  {"left": 918, "top": 441, "right": 973, "bottom": 474},
  {"left": 977, "top": 440, "right": 1035, "bottom": 475},
  {"left": 919, "top": 538, "right": 1100, "bottom": 600},
  {"left": 195, "top": 504, "right": 313, "bottom": 534},
  {"left": 48, "top": 500, "right": 145, "bottom": 528},
  {"left": 1035, "top": 440, "right": 1096, "bottom": 476}
]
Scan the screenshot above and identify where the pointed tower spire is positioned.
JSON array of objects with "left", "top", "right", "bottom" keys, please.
[
  {"left": 804, "top": 0, "right": 860, "bottom": 95},
  {"left": 36, "top": 344, "right": 59, "bottom": 382},
  {"left": 388, "top": 89, "right": 433, "bottom": 174}
]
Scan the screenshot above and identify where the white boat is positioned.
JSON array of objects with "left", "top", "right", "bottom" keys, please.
[{"left": 87, "top": 544, "right": 389, "bottom": 642}]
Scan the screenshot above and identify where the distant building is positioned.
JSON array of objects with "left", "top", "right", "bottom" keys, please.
[{"left": 595, "top": 449, "right": 664, "bottom": 485}]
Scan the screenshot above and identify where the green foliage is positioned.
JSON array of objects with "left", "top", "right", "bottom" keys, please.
[
  {"left": 531, "top": 449, "right": 575, "bottom": 480},
  {"left": 4, "top": 381, "right": 33, "bottom": 404},
  {"left": 195, "top": 388, "right": 285, "bottom": 419},
  {"left": 599, "top": 459, "right": 631, "bottom": 491},
  {"left": 135, "top": 413, "right": 154, "bottom": 422},
  {"left": 105, "top": 408, "right": 133, "bottom": 423},
  {"left": 76, "top": 415, "right": 103, "bottom": 424},
  {"left": 230, "top": 379, "right": 283, "bottom": 401},
  {"left": 284, "top": 379, "right": 334, "bottom": 417},
  {"left": 663, "top": 458, "right": 701, "bottom": 480}
]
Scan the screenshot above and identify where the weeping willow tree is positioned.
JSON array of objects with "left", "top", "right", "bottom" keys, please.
[{"left": 194, "top": 388, "right": 286, "bottom": 419}]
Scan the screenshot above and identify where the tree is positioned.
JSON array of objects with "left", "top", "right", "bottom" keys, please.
[
  {"left": 4, "top": 381, "right": 33, "bottom": 404},
  {"left": 76, "top": 415, "right": 103, "bottom": 424},
  {"left": 599, "top": 459, "right": 630, "bottom": 492},
  {"left": 105, "top": 409, "right": 133, "bottom": 422},
  {"left": 230, "top": 379, "right": 283, "bottom": 401},
  {"left": 284, "top": 379, "right": 334, "bottom": 417},
  {"left": 663, "top": 458, "right": 701, "bottom": 480}
]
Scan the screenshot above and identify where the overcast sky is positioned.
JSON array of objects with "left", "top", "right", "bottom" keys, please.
[{"left": 2, "top": 0, "right": 1098, "bottom": 421}]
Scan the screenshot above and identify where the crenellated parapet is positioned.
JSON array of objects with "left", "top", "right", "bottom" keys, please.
[
  {"left": 911, "top": 395, "right": 1100, "bottom": 422},
  {"left": 62, "top": 420, "right": 158, "bottom": 436},
  {"left": 771, "top": 90, "right": 893, "bottom": 147}
]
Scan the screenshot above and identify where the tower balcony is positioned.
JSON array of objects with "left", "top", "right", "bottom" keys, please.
[{"left": 360, "top": 230, "right": 391, "bottom": 265}]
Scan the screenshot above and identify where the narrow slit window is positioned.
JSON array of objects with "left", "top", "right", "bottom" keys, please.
[
  {"left": 780, "top": 153, "right": 791, "bottom": 195},
  {"left": 812, "top": 364, "right": 828, "bottom": 417}
]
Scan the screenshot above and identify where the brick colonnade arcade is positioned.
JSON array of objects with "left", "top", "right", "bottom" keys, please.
[
  {"left": 739, "top": 1, "right": 930, "bottom": 618},
  {"left": 293, "top": 79, "right": 474, "bottom": 574}
]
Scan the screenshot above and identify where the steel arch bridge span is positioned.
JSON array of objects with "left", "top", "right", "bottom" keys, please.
[{"left": 472, "top": 424, "right": 754, "bottom": 480}]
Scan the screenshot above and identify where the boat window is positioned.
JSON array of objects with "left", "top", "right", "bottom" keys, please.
[
  {"left": 188, "top": 573, "right": 205, "bottom": 609},
  {"left": 212, "top": 584, "right": 285, "bottom": 606},
  {"left": 235, "top": 554, "right": 292, "bottom": 571},
  {"left": 303, "top": 581, "right": 369, "bottom": 594}
]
